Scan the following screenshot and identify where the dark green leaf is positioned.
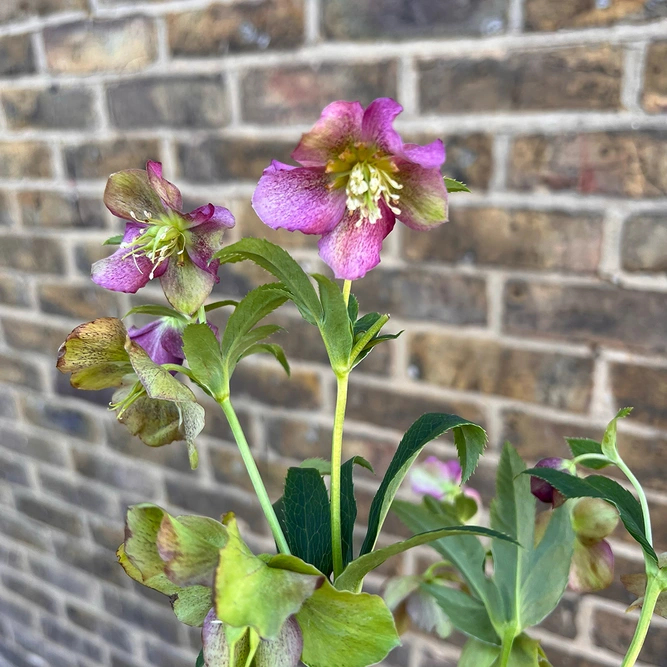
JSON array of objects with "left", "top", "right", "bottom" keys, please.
[
  {"left": 352, "top": 330, "right": 403, "bottom": 366},
  {"left": 392, "top": 498, "right": 495, "bottom": 606},
  {"left": 347, "top": 294, "right": 359, "bottom": 323},
  {"left": 234, "top": 324, "right": 284, "bottom": 355},
  {"left": 336, "top": 525, "right": 516, "bottom": 594},
  {"left": 312, "top": 273, "right": 353, "bottom": 374},
  {"left": 524, "top": 468, "right": 657, "bottom": 563},
  {"left": 239, "top": 343, "right": 290, "bottom": 375},
  {"left": 353, "top": 312, "right": 383, "bottom": 337},
  {"left": 339, "top": 456, "right": 373, "bottom": 569},
  {"left": 182, "top": 323, "right": 225, "bottom": 400},
  {"left": 425, "top": 585, "right": 499, "bottom": 645},
  {"left": 300, "top": 458, "right": 331, "bottom": 475},
  {"left": 566, "top": 438, "right": 610, "bottom": 469},
  {"left": 282, "top": 467, "right": 333, "bottom": 576},
  {"left": 124, "top": 304, "right": 188, "bottom": 320},
  {"left": 360, "top": 413, "right": 487, "bottom": 556},
  {"left": 215, "top": 238, "right": 322, "bottom": 325},
  {"left": 195, "top": 650, "right": 204, "bottom": 667},
  {"left": 444, "top": 177, "right": 471, "bottom": 193},
  {"left": 103, "top": 234, "right": 124, "bottom": 245}
]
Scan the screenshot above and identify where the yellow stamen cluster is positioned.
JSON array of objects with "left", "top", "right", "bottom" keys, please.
[
  {"left": 326, "top": 143, "right": 402, "bottom": 226},
  {"left": 122, "top": 210, "right": 188, "bottom": 278}
]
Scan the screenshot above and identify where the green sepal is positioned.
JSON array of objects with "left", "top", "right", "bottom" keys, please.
[
  {"left": 601, "top": 407, "right": 633, "bottom": 459},
  {"left": 103, "top": 234, "right": 124, "bottom": 245},
  {"left": 214, "top": 515, "right": 323, "bottom": 639}
]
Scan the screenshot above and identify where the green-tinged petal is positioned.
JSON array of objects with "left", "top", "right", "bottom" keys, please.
[
  {"left": 157, "top": 514, "right": 228, "bottom": 587},
  {"left": 123, "top": 504, "right": 170, "bottom": 582},
  {"left": 104, "top": 169, "right": 164, "bottom": 221},
  {"left": 116, "top": 391, "right": 184, "bottom": 447},
  {"left": 214, "top": 516, "right": 322, "bottom": 640},
  {"left": 56, "top": 318, "right": 132, "bottom": 390},
  {"left": 160, "top": 252, "right": 216, "bottom": 315},
  {"left": 255, "top": 617, "right": 303, "bottom": 667},
  {"left": 396, "top": 162, "right": 448, "bottom": 231},
  {"left": 296, "top": 579, "right": 400, "bottom": 667},
  {"left": 202, "top": 610, "right": 251, "bottom": 667},
  {"left": 172, "top": 586, "right": 213, "bottom": 627}
]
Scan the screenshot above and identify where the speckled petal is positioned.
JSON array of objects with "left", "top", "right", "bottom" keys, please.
[
  {"left": 395, "top": 162, "right": 448, "bottom": 231},
  {"left": 104, "top": 169, "right": 165, "bottom": 221},
  {"left": 292, "top": 101, "right": 364, "bottom": 167},
  {"left": 91, "top": 223, "right": 165, "bottom": 293},
  {"left": 186, "top": 206, "right": 235, "bottom": 277},
  {"left": 147, "top": 161, "right": 183, "bottom": 211},
  {"left": 318, "top": 208, "right": 395, "bottom": 280},
  {"left": 128, "top": 320, "right": 182, "bottom": 366},
  {"left": 159, "top": 254, "right": 216, "bottom": 315},
  {"left": 252, "top": 162, "right": 346, "bottom": 235},
  {"left": 361, "top": 98, "right": 404, "bottom": 155}
]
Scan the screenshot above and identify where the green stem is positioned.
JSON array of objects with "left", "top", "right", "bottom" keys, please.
[
  {"left": 621, "top": 574, "right": 662, "bottom": 667},
  {"left": 342, "top": 279, "right": 352, "bottom": 306},
  {"left": 499, "top": 630, "right": 515, "bottom": 667},
  {"left": 330, "top": 372, "right": 350, "bottom": 579},
  {"left": 219, "top": 397, "right": 291, "bottom": 555},
  {"left": 616, "top": 457, "right": 653, "bottom": 545}
]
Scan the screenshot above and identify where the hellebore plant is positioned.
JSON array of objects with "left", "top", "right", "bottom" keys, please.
[{"left": 55, "top": 100, "right": 663, "bottom": 667}]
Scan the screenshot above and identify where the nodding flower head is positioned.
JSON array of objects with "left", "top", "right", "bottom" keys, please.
[
  {"left": 92, "top": 161, "right": 235, "bottom": 315},
  {"left": 252, "top": 98, "right": 448, "bottom": 280}
]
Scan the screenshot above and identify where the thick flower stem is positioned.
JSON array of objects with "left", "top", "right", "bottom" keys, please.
[
  {"left": 342, "top": 279, "right": 352, "bottom": 307},
  {"left": 499, "top": 630, "right": 515, "bottom": 667},
  {"left": 622, "top": 574, "right": 662, "bottom": 667},
  {"left": 219, "top": 397, "right": 291, "bottom": 555},
  {"left": 331, "top": 372, "right": 350, "bottom": 579}
]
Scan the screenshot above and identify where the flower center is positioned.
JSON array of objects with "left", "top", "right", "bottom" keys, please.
[
  {"left": 326, "top": 144, "right": 402, "bottom": 226},
  {"left": 109, "top": 380, "right": 145, "bottom": 418},
  {"left": 122, "top": 210, "right": 188, "bottom": 278}
]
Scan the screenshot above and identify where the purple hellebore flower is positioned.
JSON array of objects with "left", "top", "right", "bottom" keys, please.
[
  {"left": 409, "top": 456, "right": 482, "bottom": 510},
  {"left": 92, "top": 161, "right": 235, "bottom": 315},
  {"left": 252, "top": 98, "right": 448, "bottom": 280},
  {"left": 530, "top": 457, "right": 570, "bottom": 507}
]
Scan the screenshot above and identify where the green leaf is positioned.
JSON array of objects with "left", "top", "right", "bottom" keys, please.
[
  {"left": 196, "top": 650, "right": 204, "bottom": 667},
  {"left": 172, "top": 585, "right": 213, "bottom": 626},
  {"left": 524, "top": 468, "right": 657, "bottom": 563},
  {"left": 124, "top": 304, "right": 189, "bottom": 320},
  {"left": 214, "top": 516, "right": 322, "bottom": 639},
  {"left": 215, "top": 238, "right": 322, "bottom": 325},
  {"left": 444, "top": 177, "right": 471, "bottom": 193},
  {"left": 566, "top": 438, "right": 610, "bottom": 469},
  {"left": 340, "top": 456, "right": 374, "bottom": 569},
  {"left": 103, "top": 234, "right": 124, "bottom": 245},
  {"left": 353, "top": 312, "right": 383, "bottom": 337},
  {"left": 336, "top": 525, "right": 516, "bottom": 593},
  {"left": 312, "top": 273, "right": 353, "bottom": 374},
  {"left": 425, "top": 585, "right": 499, "bottom": 646},
  {"left": 182, "top": 323, "right": 225, "bottom": 399},
  {"left": 300, "top": 458, "right": 331, "bottom": 475},
  {"left": 360, "top": 413, "right": 487, "bottom": 556},
  {"left": 392, "top": 498, "right": 496, "bottom": 606},
  {"left": 347, "top": 293, "right": 359, "bottom": 323},
  {"left": 295, "top": 578, "right": 400, "bottom": 667},
  {"left": 282, "top": 467, "right": 333, "bottom": 576},
  {"left": 459, "top": 637, "right": 500, "bottom": 667},
  {"left": 459, "top": 635, "right": 551, "bottom": 667},
  {"left": 238, "top": 343, "right": 290, "bottom": 376},
  {"left": 601, "top": 407, "right": 633, "bottom": 459},
  {"left": 205, "top": 299, "right": 239, "bottom": 312}
]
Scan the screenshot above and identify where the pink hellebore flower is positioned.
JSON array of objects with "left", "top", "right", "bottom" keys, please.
[
  {"left": 92, "top": 161, "right": 235, "bottom": 314},
  {"left": 410, "top": 456, "right": 482, "bottom": 509},
  {"left": 252, "top": 98, "right": 448, "bottom": 280},
  {"left": 128, "top": 318, "right": 186, "bottom": 367}
]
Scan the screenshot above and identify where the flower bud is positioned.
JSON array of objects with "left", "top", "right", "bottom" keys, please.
[
  {"left": 569, "top": 538, "right": 614, "bottom": 593},
  {"left": 530, "top": 457, "right": 569, "bottom": 507},
  {"left": 572, "top": 498, "right": 619, "bottom": 543}
]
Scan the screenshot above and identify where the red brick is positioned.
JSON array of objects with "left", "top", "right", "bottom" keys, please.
[
  {"left": 420, "top": 47, "right": 622, "bottom": 113},
  {"left": 241, "top": 62, "right": 397, "bottom": 124},
  {"left": 64, "top": 139, "right": 161, "bottom": 180},
  {"left": 509, "top": 132, "right": 667, "bottom": 198},
  {"left": 404, "top": 207, "right": 603, "bottom": 272},
  {"left": 410, "top": 334, "right": 593, "bottom": 412},
  {"left": 2, "top": 87, "right": 94, "bottom": 131},
  {"left": 0, "top": 143, "right": 52, "bottom": 179},
  {"left": 643, "top": 41, "right": 667, "bottom": 113},
  {"left": 622, "top": 214, "right": 667, "bottom": 272}
]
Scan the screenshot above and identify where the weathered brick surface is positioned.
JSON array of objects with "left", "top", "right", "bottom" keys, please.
[
  {"left": 404, "top": 208, "right": 603, "bottom": 272},
  {"left": 420, "top": 47, "right": 623, "bottom": 113},
  {"left": 168, "top": 0, "right": 305, "bottom": 57},
  {"left": 1, "top": 2, "right": 667, "bottom": 667}
]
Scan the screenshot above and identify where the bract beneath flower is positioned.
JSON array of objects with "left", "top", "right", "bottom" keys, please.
[
  {"left": 252, "top": 98, "right": 448, "bottom": 280},
  {"left": 92, "top": 161, "right": 235, "bottom": 314}
]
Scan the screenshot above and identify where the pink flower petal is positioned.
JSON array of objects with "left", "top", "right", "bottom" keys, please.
[
  {"left": 187, "top": 211, "right": 233, "bottom": 277},
  {"left": 91, "top": 223, "right": 165, "bottom": 293},
  {"left": 128, "top": 320, "right": 182, "bottom": 366},
  {"left": 318, "top": 208, "right": 395, "bottom": 280},
  {"left": 252, "top": 162, "right": 346, "bottom": 235},
  {"left": 292, "top": 101, "right": 364, "bottom": 167},
  {"left": 402, "top": 140, "right": 446, "bottom": 170},
  {"left": 396, "top": 162, "right": 448, "bottom": 231},
  {"left": 186, "top": 204, "right": 235, "bottom": 229},
  {"left": 362, "top": 98, "right": 404, "bottom": 155},
  {"left": 146, "top": 160, "right": 183, "bottom": 211}
]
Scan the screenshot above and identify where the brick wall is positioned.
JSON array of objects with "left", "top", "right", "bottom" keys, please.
[{"left": 0, "top": 1, "right": 667, "bottom": 666}]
